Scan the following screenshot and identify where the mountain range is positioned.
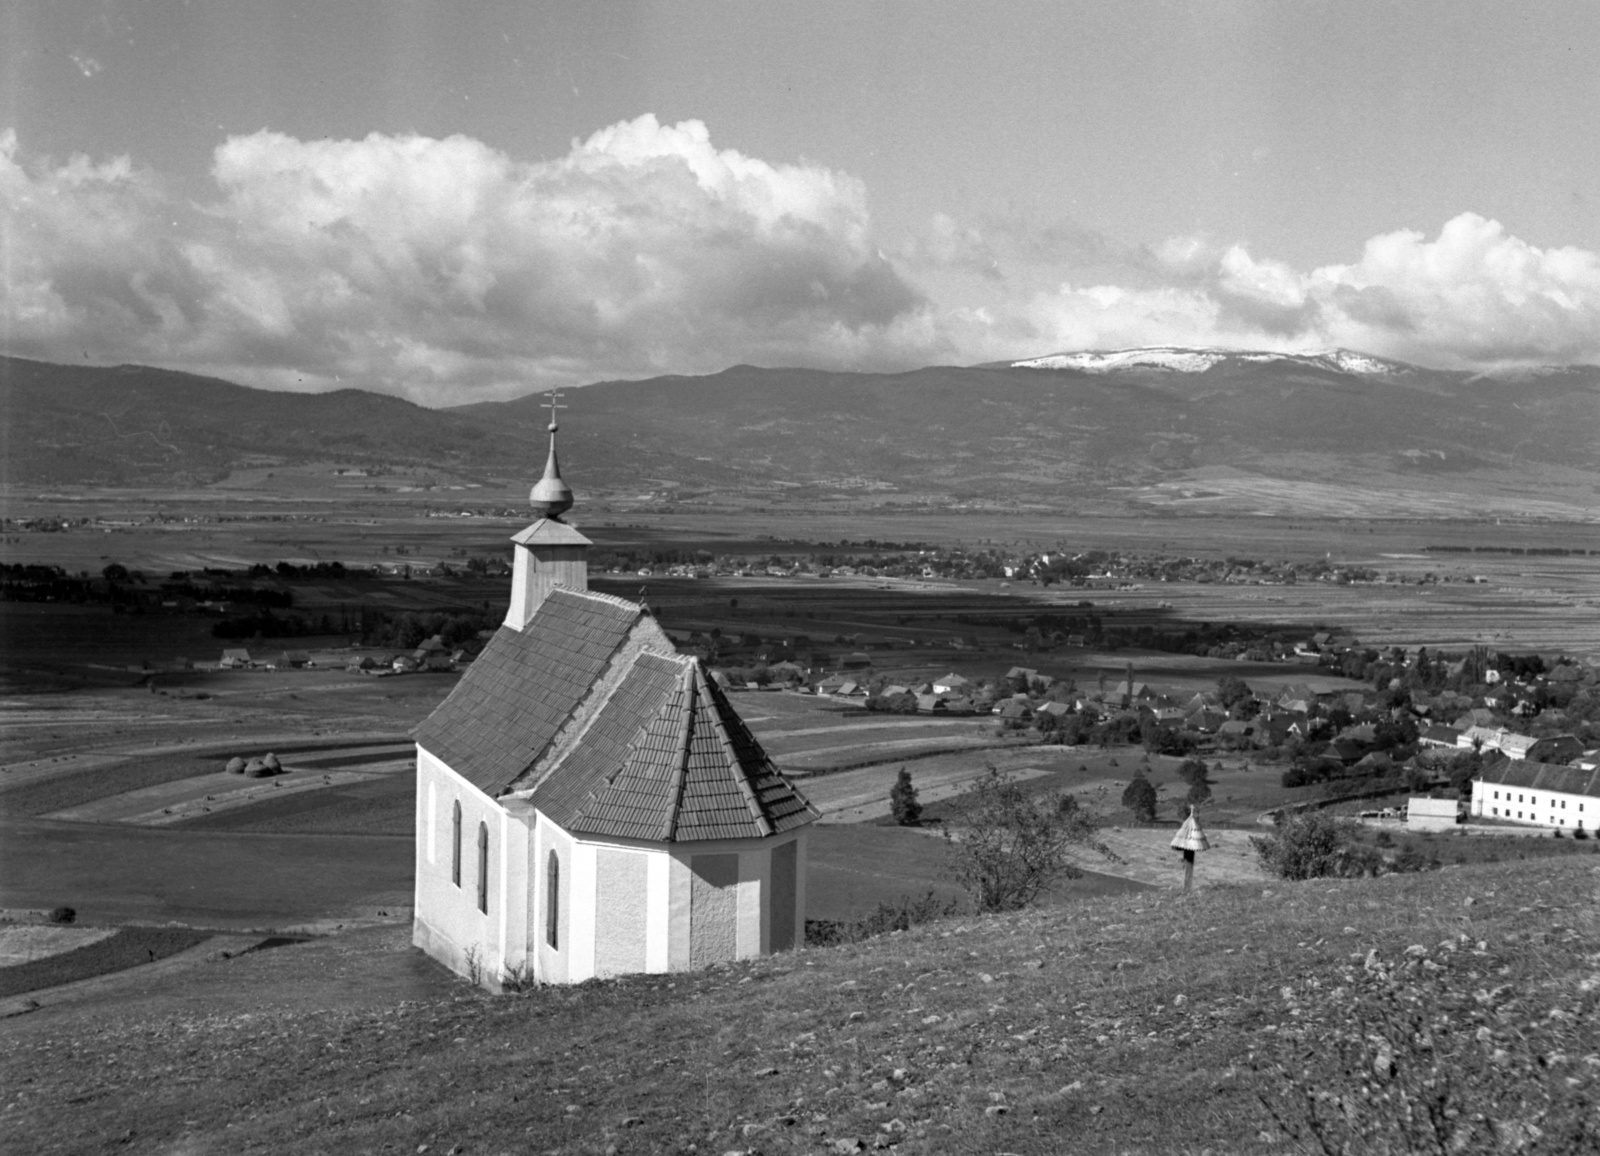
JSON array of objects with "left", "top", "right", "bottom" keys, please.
[{"left": 4, "top": 350, "right": 1598, "bottom": 519}]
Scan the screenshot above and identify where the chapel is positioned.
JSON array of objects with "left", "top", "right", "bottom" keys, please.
[{"left": 412, "top": 410, "right": 817, "bottom": 988}]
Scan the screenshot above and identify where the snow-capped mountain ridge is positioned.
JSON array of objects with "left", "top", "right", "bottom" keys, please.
[{"left": 1009, "top": 347, "right": 1415, "bottom": 377}]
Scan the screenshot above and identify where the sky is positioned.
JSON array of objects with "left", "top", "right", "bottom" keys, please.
[{"left": 3, "top": 0, "right": 1599, "bottom": 404}]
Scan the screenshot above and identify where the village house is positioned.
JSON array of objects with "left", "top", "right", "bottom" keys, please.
[
  {"left": 1458, "top": 725, "right": 1511, "bottom": 753},
  {"left": 1418, "top": 723, "right": 1463, "bottom": 749},
  {"left": 219, "top": 647, "right": 252, "bottom": 669},
  {"left": 1500, "top": 733, "right": 1583, "bottom": 764},
  {"left": 412, "top": 419, "right": 816, "bottom": 989},
  {"left": 1471, "top": 761, "right": 1600, "bottom": 831},
  {"left": 1407, "top": 796, "right": 1462, "bottom": 832},
  {"left": 932, "top": 672, "right": 970, "bottom": 694}
]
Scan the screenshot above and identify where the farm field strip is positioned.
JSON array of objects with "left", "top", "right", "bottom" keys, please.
[
  {"left": 778, "top": 734, "right": 1007, "bottom": 769},
  {"left": 751, "top": 717, "right": 984, "bottom": 741},
  {"left": 0, "top": 925, "right": 119, "bottom": 966},
  {"left": 46, "top": 761, "right": 413, "bottom": 826},
  {"left": 801, "top": 750, "right": 1058, "bottom": 823},
  {"left": 0, "top": 731, "right": 413, "bottom": 793},
  {"left": 761, "top": 722, "right": 995, "bottom": 756}
]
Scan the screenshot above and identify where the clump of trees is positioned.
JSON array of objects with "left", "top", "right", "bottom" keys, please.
[
  {"left": 1176, "top": 757, "right": 1213, "bottom": 807},
  {"left": 944, "top": 767, "right": 1105, "bottom": 912},
  {"left": 1121, "top": 773, "right": 1157, "bottom": 822}
]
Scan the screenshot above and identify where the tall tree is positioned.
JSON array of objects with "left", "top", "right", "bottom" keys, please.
[{"left": 889, "top": 767, "right": 922, "bottom": 826}]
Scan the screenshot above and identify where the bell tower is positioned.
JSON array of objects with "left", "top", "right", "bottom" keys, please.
[{"left": 505, "top": 393, "right": 590, "bottom": 631}]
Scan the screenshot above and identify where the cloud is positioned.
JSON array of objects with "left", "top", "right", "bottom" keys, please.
[
  {"left": 2, "top": 118, "right": 931, "bottom": 401},
  {"left": 4, "top": 120, "right": 1599, "bottom": 401},
  {"left": 1003, "top": 213, "right": 1600, "bottom": 367},
  {"left": 1310, "top": 214, "right": 1600, "bottom": 366}
]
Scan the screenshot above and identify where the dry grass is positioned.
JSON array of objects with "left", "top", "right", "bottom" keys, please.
[{"left": 4, "top": 857, "right": 1596, "bottom": 1154}]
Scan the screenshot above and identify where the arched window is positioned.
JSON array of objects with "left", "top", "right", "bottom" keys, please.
[
  {"left": 545, "top": 850, "right": 560, "bottom": 949},
  {"left": 451, "top": 801, "right": 462, "bottom": 887},
  {"left": 476, "top": 822, "right": 489, "bottom": 914}
]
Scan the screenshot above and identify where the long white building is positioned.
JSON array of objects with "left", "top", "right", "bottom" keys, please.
[{"left": 1470, "top": 760, "right": 1600, "bottom": 831}]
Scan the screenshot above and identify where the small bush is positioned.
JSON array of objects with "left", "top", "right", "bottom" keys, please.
[
  {"left": 944, "top": 767, "right": 1107, "bottom": 912},
  {"left": 48, "top": 906, "right": 76, "bottom": 924},
  {"left": 262, "top": 752, "right": 281, "bottom": 772},
  {"left": 1388, "top": 846, "right": 1433, "bottom": 874},
  {"left": 224, "top": 756, "right": 245, "bottom": 774},
  {"left": 1251, "top": 812, "right": 1381, "bottom": 880},
  {"left": 500, "top": 961, "right": 538, "bottom": 993},
  {"left": 1575, "top": 826, "right": 1590, "bottom": 840},
  {"left": 1374, "top": 829, "right": 1394, "bottom": 848}
]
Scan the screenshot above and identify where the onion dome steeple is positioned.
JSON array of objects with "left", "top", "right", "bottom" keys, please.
[{"left": 528, "top": 391, "right": 574, "bottom": 520}]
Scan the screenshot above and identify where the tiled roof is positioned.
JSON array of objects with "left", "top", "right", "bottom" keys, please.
[
  {"left": 533, "top": 654, "right": 817, "bottom": 842},
  {"left": 414, "top": 588, "right": 640, "bottom": 796},
  {"left": 1477, "top": 760, "right": 1600, "bottom": 799}
]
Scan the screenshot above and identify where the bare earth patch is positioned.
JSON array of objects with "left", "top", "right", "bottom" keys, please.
[{"left": 0, "top": 925, "right": 117, "bottom": 966}]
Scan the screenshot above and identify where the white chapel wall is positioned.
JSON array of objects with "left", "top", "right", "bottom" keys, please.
[{"left": 412, "top": 746, "right": 504, "bottom": 985}]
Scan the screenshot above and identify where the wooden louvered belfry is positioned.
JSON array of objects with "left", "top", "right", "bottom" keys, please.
[{"left": 1171, "top": 805, "right": 1209, "bottom": 891}]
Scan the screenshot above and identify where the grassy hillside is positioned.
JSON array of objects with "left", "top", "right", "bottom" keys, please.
[{"left": 5, "top": 855, "right": 1597, "bottom": 1154}]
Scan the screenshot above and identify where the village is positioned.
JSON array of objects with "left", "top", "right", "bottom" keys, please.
[{"left": 188, "top": 619, "right": 1600, "bottom": 842}]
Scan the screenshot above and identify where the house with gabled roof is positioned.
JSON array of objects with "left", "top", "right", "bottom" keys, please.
[{"left": 412, "top": 416, "right": 816, "bottom": 989}]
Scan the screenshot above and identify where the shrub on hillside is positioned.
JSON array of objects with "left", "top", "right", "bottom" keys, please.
[
  {"left": 943, "top": 766, "right": 1107, "bottom": 912},
  {"left": 805, "top": 891, "right": 958, "bottom": 946},
  {"left": 225, "top": 756, "right": 245, "bottom": 774},
  {"left": 1251, "top": 812, "right": 1381, "bottom": 880}
]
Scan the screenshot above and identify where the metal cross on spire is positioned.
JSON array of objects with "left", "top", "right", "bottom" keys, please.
[
  {"left": 528, "top": 390, "right": 574, "bottom": 519},
  {"left": 544, "top": 390, "right": 568, "bottom": 432}
]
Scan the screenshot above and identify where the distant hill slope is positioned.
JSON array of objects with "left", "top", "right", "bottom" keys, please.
[
  {"left": 0, "top": 357, "right": 512, "bottom": 487},
  {"left": 5, "top": 352, "right": 1598, "bottom": 512}
]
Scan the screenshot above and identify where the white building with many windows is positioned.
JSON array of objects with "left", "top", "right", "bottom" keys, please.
[{"left": 1470, "top": 760, "right": 1600, "bottom": 831}]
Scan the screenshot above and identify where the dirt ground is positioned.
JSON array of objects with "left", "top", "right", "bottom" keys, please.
[{"left": 1095, "top": 826, "right": 1273, "bottom": 888}]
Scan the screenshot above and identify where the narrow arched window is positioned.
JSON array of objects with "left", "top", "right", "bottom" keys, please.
[
  {"left": 476, "top": 822, "right": 489, "bottom": 914},
  {"left": 546, "top": 850, "right": 560, "bottom": 949},
  {"left": 451, "top": 800, "right": 462, "bottom": 887}
]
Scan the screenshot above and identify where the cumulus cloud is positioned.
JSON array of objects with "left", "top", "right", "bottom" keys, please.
[
  {"left": 3, "top": 119, "right": 1599, "bottom": 401},
  {"left": 2, "top": 117, "right": 932, "bottom": 400},
  {"left": 1311, "top": 214, "right": 1600, "bottom": 366},
  {"left": 1002, "top": 213, "right": 1600, "bottom": 367}
]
